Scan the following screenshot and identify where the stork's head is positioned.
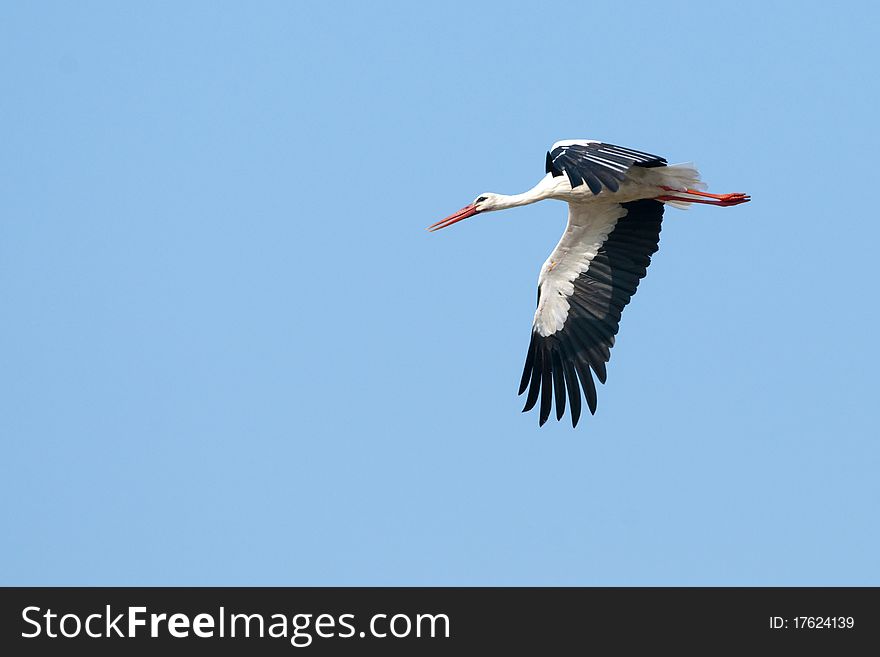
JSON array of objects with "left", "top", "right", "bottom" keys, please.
[
  {"left": 427, "top": 193, "right": 503, "bottom": 232},
  {"left": 473, "top": 193, "right": 505, "bottom": 211}
]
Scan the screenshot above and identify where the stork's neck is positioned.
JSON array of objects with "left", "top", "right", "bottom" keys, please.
[{"left": 492, "top": 175, "right": 556, "bottom": 210}]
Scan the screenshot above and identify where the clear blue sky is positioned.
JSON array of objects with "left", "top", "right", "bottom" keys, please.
[{"left": 2, "top": 1, "right": 878, "bottom": 585}]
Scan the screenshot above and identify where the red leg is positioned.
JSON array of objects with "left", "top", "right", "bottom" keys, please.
[{"left": 657, "top": 186, "right": 750, "bottom": 206}]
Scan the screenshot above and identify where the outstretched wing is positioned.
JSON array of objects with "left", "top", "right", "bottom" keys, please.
[
  {"left": 545, "top": 140, "right": 667, "bottom": 195},
  {"left": 519, "top": 199, "right": 664, "bottom": 427}
]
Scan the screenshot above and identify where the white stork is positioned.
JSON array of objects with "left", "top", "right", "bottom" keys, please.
[{"left": 428, "top": 140, "right": 750, "bottom": 427}]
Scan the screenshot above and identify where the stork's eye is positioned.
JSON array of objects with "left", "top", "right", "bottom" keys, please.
[{"left": 476, "top": 196, "right": 488, "bottom": 203}]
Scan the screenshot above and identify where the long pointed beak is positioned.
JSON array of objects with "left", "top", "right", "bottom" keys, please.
[{"left": 427, "top": 204, "right": 479, "bottom": 232}]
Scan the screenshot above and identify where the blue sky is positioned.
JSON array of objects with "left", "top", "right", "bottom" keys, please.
[{"left": 2, "top": 1, "right": 878, "bottom": 585}]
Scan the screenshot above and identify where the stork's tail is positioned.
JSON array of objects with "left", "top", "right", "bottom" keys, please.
[
  {"left": 653, "top": 163, "right": 750, "bottom": 209},
  {"left": 654, "top": 163, "right": 705, "bottom": 209}
]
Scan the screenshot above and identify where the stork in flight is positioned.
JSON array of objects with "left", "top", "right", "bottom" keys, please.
[{"left": 428, "top": 140, "right": 749, "bottom": 427}]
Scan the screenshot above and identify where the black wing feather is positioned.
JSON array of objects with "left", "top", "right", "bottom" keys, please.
[
  {"left": 551, "top": 348, "right": 567, "bottom": 421},
  {"left": 539, "top": 345, "right": 553, "bottom": 426},
  {"left": 522, "top": 344, "right": 542, "bottom": 412},
  {"left": 546, "top": 141, "right": 667, "bottom": 194},
  {"left": 575, "top": 356, "right": 598, "bottom": 416},
  {"left": 560, "top": 349, "right": 582, "bottom": 428},
  {"left": 518, "top": 336, "right": 537, "bottom": 395}
]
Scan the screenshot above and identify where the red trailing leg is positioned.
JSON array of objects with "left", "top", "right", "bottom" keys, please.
[{"left": 656, "top": 186, "right": 751, "bottom": 206}]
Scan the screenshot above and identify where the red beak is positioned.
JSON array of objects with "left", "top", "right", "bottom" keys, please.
[{"left": 427, "top": 204, "right": 479, "bottom": 232}]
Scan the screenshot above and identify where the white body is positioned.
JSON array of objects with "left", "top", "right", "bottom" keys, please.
[{"left": 476, "top": 161, "right": 705, "bottom": 338}]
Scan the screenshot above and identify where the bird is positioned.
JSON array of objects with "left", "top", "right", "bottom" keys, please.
[{"left": 428, "top": 139, "right": 750, "bottom": 427}]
